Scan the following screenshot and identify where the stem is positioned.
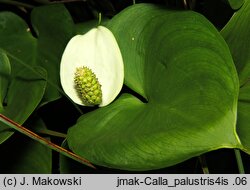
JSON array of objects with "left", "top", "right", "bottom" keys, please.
[
  {"left": 0, "top": 114, "right": 95, "bottom": 169},
  {"left": 50, "top": 0, "right": 84, "bottom": 4},
  {"left": 198, "top": 155, "right": 209, "bottom": 174},
  {"left": 1, "top": 49, "right": 83, "bottom": 115},
  {"left": 31, "top": 0, "right": 83, "bottom": 4},
  {"left": 0, "top": 0, "right": 34, "bottom": 8},
  {"left": 133, "top": 0, "right": 136, "bottom": 5},
  {"left": 234, "top": 149, "right": 245, "bottom": 174},
  {"left": 35, "top": 129, "right": 67, "bottom": 138},
  {"left": 31, "top": 0, "right": 49, "bottom": 4},
  {"left": 98, "top": 12, "right": 102, "bottom": 25},
  {"left": 183, "top": 0, "right": 188, "bottom": 9}
]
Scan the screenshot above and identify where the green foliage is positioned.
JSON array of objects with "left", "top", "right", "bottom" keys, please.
[
  {"left": 31, "top": 5, "right": 75, "bottom": 103},
  {"left": 67, "top": 4, "right": 240, "bottom": 170},
  {"left": 0, "top": 52, "right": 10, "bottom": 113},
  {"left": 0, "top": 51, "right": 47, "bottom": 143},
  {"left": 0, "top": 5, "right": 75, "bottom": 104},
  {"left": 222, "top": 0, "right": 250, "bottom": 154}
]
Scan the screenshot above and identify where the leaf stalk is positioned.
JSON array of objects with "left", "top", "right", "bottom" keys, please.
[
  {"left": 0, "top": 0, "right": 34, "bottom": 8},
  {"left": 234, "top": 149, "right": 245, "bottom": 174},
  {"left": 0, "top": 114, "right": 95, "bottom": 169}
]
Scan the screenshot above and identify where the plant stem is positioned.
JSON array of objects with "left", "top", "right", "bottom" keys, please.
[
  {"left": 35, "top": 129, "right": 67, "bottom": 138},
  {"left": 50, "top": 0, "right": 84, "bottom": 4},
  {"left": 234, "top": 149, "right": 245, "bottom": 174},
  {"left": 33, "top": 0, "right": 86, "bottom": 4},
  {"left": 198, "top": 155, "right": 209, "bottom": 174},
  {"left": 0, "top": 0, "right": 34, "bottom": 8},
  {"left": 183, "top": 0, "right": 188, "bottom": 9},
  {"left": 98, "top": 12, "right": 102, "bottom": 25},
  {"left": 0, "top": 114, "right": 95, "bottom": 169}
]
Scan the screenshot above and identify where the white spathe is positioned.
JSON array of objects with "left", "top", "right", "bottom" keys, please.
[{"left": 60, "top": 26, "right": 124, "bottom": 107}]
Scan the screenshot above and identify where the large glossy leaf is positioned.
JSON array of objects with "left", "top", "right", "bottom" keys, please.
[
  {"left": 0, "top": 51, "right": 11, "bottom": 144},
  {"left": 31, "top": 5, "right": 75, "bottom": 103},
  {"left": 221, "top": 0, "right": 250, "bottom": 85},
  {"left": 221, "top": 0, "right": 250, "bottom": 154},
  {"left": 0, "top": 52, "right": 47, "bottom": 144},
  {"left": 67, "top": 4, "right": 240, "bottom": 170},
  {"left": 0, "top": 11, "right": 36, "bottom": 75},
  {"left": 0, "top": 4, "right": 73, "bottom": 143},
  {"left": 0, "top": 51, "right": 10, "bottom": 113},
  {"left": 237, "top": 82, "right": 250, "bottom": 152},
  {"left": 0, "top": 4, "right": 74, "bottom": 104}
]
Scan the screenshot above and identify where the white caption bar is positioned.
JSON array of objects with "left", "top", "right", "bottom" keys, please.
[{"left": 0, "top": 174, "right": 249, "bottom": 190}]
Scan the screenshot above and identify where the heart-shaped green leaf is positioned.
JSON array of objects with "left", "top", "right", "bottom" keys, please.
[
  {"left": 0, "top": 51, "right": 11, "bottom": 143},
  {"left": 0, "top": 4, "right": 74, "bottom": 104},
  {"left": 0, "top": 4, "right": 74, "bottom": 143},
  {"left": 31, "top": 5, "right": 75, "bottom": 103},
  {"left": 237, "top": 82, "right": 250, "bottom": 153},
  {"left": 221, "top": 0, "right": 250, "bottom": 85},
  {"left": 0, "top": 52, "right": 47, "bottom": 144},
  {"left": 0, "top": 12, "right": 36, "bottom": 75},
  {"left": 67, "top": 4, "right": 240, "bottom": 170},
  {"left": 221, "top": 0, "right": 250, "bottom": 154},
  {"left": 0, "top": 51, "right": 11, "bottom": 112}
]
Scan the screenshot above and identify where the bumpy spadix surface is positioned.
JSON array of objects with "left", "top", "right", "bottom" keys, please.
[
  {"left": 60, "top": 26, "right": 124, "bottom": 107},
  {"left": 74, "top": 66, "right": 102, "bottom": 106}
]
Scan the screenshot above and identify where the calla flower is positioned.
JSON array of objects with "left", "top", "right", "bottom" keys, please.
[{"left": 60, "top": 26, "right": 124, "bottom": 107}]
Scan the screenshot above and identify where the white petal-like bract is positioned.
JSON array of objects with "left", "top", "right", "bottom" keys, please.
[{"left": 60, "top": 26, "right": 124, "bottom": 107}]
